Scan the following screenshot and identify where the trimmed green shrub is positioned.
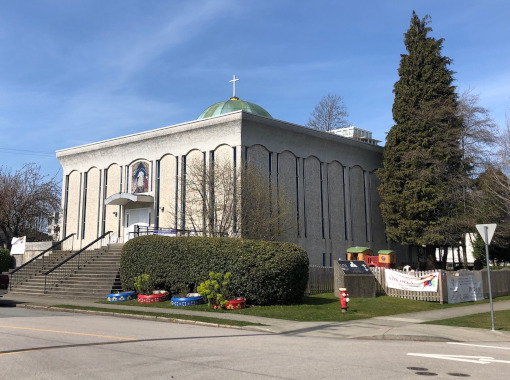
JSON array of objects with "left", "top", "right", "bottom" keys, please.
[
  {"left": 120, "top": 236, "right": 309, "bottom": 305},
  {"left": 0, "top": 249, "right": 12, "bottom": 273}
]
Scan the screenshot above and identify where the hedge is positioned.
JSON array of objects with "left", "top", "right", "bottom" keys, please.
[
  {"left": 0, "top": 248, "right": 12, "bottom": 273},
  {"left": 120, "top": 236, "right": 309, "bottom": 305}
]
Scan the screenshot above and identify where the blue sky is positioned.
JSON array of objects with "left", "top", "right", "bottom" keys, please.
[{"left": 1, "top": 1, "right": 509, "bottom": 180}]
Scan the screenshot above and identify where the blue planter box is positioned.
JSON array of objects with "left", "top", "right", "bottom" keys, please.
[
  {"left": 171, "top": 295, "right": 204, "bottom": 307},
  {"left": 107, "top": 291, "right": 137, "bottom": 302}
]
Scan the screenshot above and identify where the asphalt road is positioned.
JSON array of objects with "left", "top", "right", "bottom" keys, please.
[{"left": 2, "top": 308, "right": 510, "bottom": 379}]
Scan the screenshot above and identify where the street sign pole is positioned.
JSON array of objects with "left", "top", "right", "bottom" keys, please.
[
  {"left": 476, "top": 223, "right": 497, "bottom": 332},
  {"left": 483, "top": 226, "right": 495, "bottom": 331}
]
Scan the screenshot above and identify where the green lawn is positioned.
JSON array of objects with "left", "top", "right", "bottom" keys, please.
[
  {"left": 51, "top": 293, "right": 510, "bottom": 330},
  {"left": 66, "top": 293, "right": 510, "bottom": 324},
  {"left": 426, "top": 310, "right": 510, "bottom": 331}
]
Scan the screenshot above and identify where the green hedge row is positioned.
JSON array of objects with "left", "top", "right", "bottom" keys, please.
[
  {"left": 120, "top": 236, "right": 309, "bottom": 305},
  {"left": 0, "top": 248, "right": 12, "bottom": 273}
]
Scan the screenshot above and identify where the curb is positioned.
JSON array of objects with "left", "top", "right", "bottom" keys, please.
[{"left": 14, "top": 303, "right": 265, "bottom": 332}]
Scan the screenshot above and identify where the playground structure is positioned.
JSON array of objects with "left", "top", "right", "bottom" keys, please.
[{"left": 346, "top": 247, "right": 396, "bottom": 269}]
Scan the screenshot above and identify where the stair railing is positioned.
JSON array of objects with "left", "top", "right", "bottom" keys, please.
[
  {"left": 44, "top": 231, "right": 112, "bottom": 293},
  {"left": 9, "top": 234, "right": 76, "bottom": 290}
]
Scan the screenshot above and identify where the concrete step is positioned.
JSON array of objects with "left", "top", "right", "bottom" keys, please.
[
  {"left": 8, "top": 244, "right": 124, "bottom": 296},
  {"left": 66, "top": 272, "right": 120, "bottom": 278},
  {"left": 59, "top": 281, "right": 120, "bottom": 288}
]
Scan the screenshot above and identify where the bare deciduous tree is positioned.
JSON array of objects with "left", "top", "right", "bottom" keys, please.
[
  {"left": 307, "top": 93, "right": 349, "bottom": 132},
  {"left": 455, "top": 89, "right": 498, "bottom": 267},
  {"left": 0, "top": 164, "right": 61, "bottom": 249},
  {"left": 178, "top": 157, "right": 293, "bottom": 241},
  {"left": 488, "top": 112, "right": 510, "bottom": 208},
  {"left": 240, "top": 165, "right": 293, "bottom": 241},
  {"left": 459, "top": 110, "right": 510, "bottom": 265},
  {"left": 458, "top": 89, "right": 498, "bottom": 173},
  {"left": 182, "top": 156, "right": 238, "bottom": 237}
]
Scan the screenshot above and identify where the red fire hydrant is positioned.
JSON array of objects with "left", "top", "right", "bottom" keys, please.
[{"left": 339, "top": 287, "right": 349, "bottom": 312}]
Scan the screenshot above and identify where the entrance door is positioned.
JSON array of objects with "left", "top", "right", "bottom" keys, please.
[{"left": 124, "top": 208, "right": 151, "bottom": 242}]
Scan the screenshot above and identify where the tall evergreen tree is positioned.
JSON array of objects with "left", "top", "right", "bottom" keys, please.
[{"left": 378, "top": 12, "right": 465, "bottom": 267}]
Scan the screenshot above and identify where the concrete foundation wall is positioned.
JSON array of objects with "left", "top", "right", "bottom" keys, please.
[{"left": 12, "top": 241, "right": 53, "bottom": 268}]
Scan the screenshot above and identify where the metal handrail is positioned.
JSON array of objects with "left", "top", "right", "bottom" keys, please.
[
  {"left": 9, "top": 234, "right": 76, "bottom": 290},
  {"left": 132, "top": 225, "right": 196, "bottom": 238},
  {"left": 44, "top": 231, "right": 112, "bottom": 293}
]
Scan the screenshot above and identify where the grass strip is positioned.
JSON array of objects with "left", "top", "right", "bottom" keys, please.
[
  {"left": 93, "top": 293, "right": 510, "bottom": 323},
  {"left": 51, "top": 305, "right": 264, "bottom": 327},
  {"left": 425, "top": 310, "right": 510, "bottom": 331}
]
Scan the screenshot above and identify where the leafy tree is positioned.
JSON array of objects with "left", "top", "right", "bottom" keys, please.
[
  {"left": 307, "top": 93, "right": 349, "bottom": 132},
  {"left": 378, "top": 12, "right": 465, "bottom": 268},
  {"left": 472, "top": 233, "right": 510, "bottom": 265},
  {"left": 0, "top": 164, "right": 60, "bottom": 249}
]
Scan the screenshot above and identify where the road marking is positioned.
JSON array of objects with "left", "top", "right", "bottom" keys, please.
[
  {"left": 0, "top": 340, "right": 139, "bottom": 356},
  {"left": 447, "top": 342, "right": 510, "bottom": 350},
  {"left": 407, "top": 353, "right": 510, "bottom": 364},
  {"left": 0, "top": 324, "right": 138, "bottom": 341}
]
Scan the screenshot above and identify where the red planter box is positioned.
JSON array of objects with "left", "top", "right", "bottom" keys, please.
[
  {"left": 137, "top": 292, "right": 169, "bottom": 303},
  {"left": 211, "top": 298, "right": 246, "bottom": 310},
  {"left": 225, "top": 298, "right": 246, "bottom": 310}
]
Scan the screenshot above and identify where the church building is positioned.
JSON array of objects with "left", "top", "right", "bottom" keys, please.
[{"left": 56, "top": 77, "right": 392, "bottom": 266}]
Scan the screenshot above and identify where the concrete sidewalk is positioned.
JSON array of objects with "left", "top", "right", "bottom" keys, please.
[{"left": 2, "top": 294, "right": 510, "bottom": 343}]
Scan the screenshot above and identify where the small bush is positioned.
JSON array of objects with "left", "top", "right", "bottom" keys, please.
[
  {"left": 133, "top": 274, "right": 152, "bottom": 295},
  {"left": 120, "top": 236, "right": 309, "bottom": 305},
  {"left": 0, "top": 249, "right": 12, "bottom": 273},
  {"left": 197, "top": 272, "right": 231, "bottom": 308}
]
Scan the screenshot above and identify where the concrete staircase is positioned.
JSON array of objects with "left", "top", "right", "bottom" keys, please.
[{"left": 8, "top": 244, "right": 124, "bottom": 299}]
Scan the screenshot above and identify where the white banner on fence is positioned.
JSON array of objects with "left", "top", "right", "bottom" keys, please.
[
  {"left": 447, "top": 270, "right": 484, "bottom": 304},
  {"left": 385, "top": 269, "right": 439, "bottom": 292}
]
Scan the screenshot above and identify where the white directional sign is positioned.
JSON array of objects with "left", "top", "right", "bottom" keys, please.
[{"left": 476, "top": 224, "right": 497, "bottom": 245}]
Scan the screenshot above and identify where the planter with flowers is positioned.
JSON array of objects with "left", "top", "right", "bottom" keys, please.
[
  {"left": 134, "top": 274, "right": 169, "bottom": 303},
  {"left": 225, "top": 297, "right": 246, "bottom": 310}
]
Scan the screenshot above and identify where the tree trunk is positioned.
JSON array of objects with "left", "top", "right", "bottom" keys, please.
[
  {"left": 425, "top": 245, "right": 438, "bottom": 269},
  {"left": 441, "top": 246, "right": 448, "bottom": 270},
  {"left": 461, "top": 239, "right": 468, "bottom": 269}
]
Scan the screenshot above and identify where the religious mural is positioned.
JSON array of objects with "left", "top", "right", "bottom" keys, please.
[{"left": 131, "top": 161, "right": 149, "bottom": 193}]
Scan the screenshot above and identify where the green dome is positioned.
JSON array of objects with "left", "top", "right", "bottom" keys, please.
[{"left": 198, "top": 97, "right": 272, "bottom": 119}]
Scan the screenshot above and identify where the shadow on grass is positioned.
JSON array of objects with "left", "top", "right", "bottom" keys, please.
[{"left": 301, "top": 294, "right": 339, "bottom": 306}]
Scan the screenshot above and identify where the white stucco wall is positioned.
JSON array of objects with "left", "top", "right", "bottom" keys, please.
[{"left": 57, "top": 111, "right": 397, "bottom": 264}]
